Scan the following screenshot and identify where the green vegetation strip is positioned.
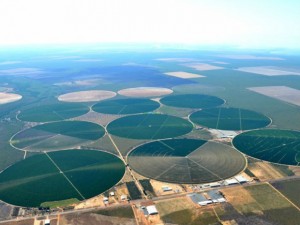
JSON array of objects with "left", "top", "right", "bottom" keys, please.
[
  {"left": 128, "top": 139, "right": 246, "bottom": 184},
  {"left": 0, "top": 150, "right": 125, "bottom": 207},
  {"left": 233, "top": 129, "right": 300, "bottom": 166},
  {"left": 107, "top": 114, "right": 193, "bottom": 139},
  {"left": 190, "top": 107, "right": 271, "bottom": 130},
  {"left": 11, "top": 121, "right": 105, "bottom": 151},
  {"left": 17, "top": 103, "right": 89, "bottom": 122},
  {"left": 92, "top": 98, "right": 160, "bottom": 114},
  {"left": 160, "top": 94, "right": 224, "bottom": 109}
]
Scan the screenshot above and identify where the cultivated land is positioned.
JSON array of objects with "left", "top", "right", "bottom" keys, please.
[
  {"left": 164, "top": 71, "right": 205, "bottom": 79},
  {"left": 107, "top": 114, "right": 193, "bottom": 140},
  {"left": 233, "top": 129, "right": 300, "bottom": 166},
  {"left": 183, "top": 63, "right": 224, "bottom": 71},
  {"left": 17, "top": 102, "right": 89, "bottom": 122},
  {"left": 58, "top": 90, "right": 116, "bottom": 102},
  {"left": 128, "top": 139, "right": 246, "bottom": 184},
  {"left": 0, "top": 150, "right": 125, "bottom": 207},
  {"left": 271, "top": 178, "right": 300, "bottom": 208},
  {"left": 248, "top": 86, "right": 300, "bottom": 107},
  {"left": 160, "top": 94, "right": 224, "bottom": 109},
  {"left": 117, "top": 87, "right": 173, "bottom": 97},
  {"left": 236, "top": 66, "right": 300, "bottom": 76},
  {"left": 190, "top": 107, "right": 271, "bottom": 131},
  {"left": 92, "top": 98, "right": 160, "bottom": 115},
  {"left": 11, "top": 121, "right": 105, "bottom": 151},
  {"left": 1, "top": 48, "right": 300, "bottom": 224},
  {"left": 0, "top": 93, "right": 22, "bottom": 104}
]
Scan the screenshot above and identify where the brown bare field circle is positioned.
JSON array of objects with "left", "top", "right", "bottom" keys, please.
[
  {"left": 58, "top": 90, "right": 116, "bottom": 102},
  {"left": 0, "top": 92, "right": 22, "bottom": 104},
  {"left": 118, "top": 87, "right": 173, "bottom": 97}
]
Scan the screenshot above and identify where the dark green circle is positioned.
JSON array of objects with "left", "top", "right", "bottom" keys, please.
[
  {"left": 160, "top": 94, "right": 224, "bottom": 109},
  {"left": 190, "top": 107, "right": 271, "bottom": 131},
  {"left": 107, "top": 114, "right": 193, "bottom": 139},
  {"left": 0, "top": 150, "right": 125, "bottom": 207},
  {"left": 92, "top": 98, "right": 160, "bottom": 115},
  {"left": 11, "top": 121, "right": 105, "bottom": 151},
  {"left": 128, "top": 139, "right": 246, "bottom": 184},
  {"left": 233, "top": 129, "right": 300, "bottom": 166},
  {"left": 17, "top": 103, "right": 90, "bottom": 122}
]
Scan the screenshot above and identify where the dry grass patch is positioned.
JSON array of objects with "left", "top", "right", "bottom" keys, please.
[
  {"left": 247, "top": 162, "right": 284, "bottom": 181},
  {"left": 118, "top": 87, "right": 173, "bottom": 97},
  {"left": 58, "top": 90, "right": 116, "bottom": 102},
  {"left": 164, "top": 71, "right": 205, "bottom": 79},
  {"left": 0, "top": 92, "right": 22, "bottom": 104},
  {"left": 155, "top": 197, "right": 194, "bottom": 217}
]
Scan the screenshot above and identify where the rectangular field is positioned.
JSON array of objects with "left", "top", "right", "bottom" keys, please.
[
  {"left": 248, "top": 86, "right": 300, "bottom": 106},
  {"left": 183, "top": 63, "right": 224, "bottom": 71},
  {"left": 221, "top": 183, "right": 300, "bottom": 225},
  {"left": 236, "top": 66, "right": 300, "bottom": 76},
  {"left": 164, "top": 71, "right": 205, "bottom": 79},
  {"left": 271, "top": 178, "right": 300, "bottom": 208}
]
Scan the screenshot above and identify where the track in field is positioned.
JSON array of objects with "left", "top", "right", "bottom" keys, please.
[
  {"left": 107, "top": 114, "right": 193, "bottom": 140},
  {"left": 11, "top": 121, "right": 105, "bottom": 152},
  {"left": 17, "top": 103, "right": 89, "bottom": 122},
  {"left": 190, "top": 107, "right": 271, "bottom": 131},
  {"left": 128, "top": 138, "right": 246, "bottom": 184},
  {"left": 0, "top": 150, "right": 125, "bottom": 207},
  {"left": 233, "top": 129, "right": 300, "bottom": 166}
]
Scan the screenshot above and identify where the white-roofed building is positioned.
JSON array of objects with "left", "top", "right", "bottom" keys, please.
[{"left": 146, "top": 205, "right": 158, "bottom": 215}]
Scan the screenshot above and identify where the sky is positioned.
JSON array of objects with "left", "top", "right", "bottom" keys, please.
[{"left": 0, "top": 0, "right": 300, "bottom": 48}]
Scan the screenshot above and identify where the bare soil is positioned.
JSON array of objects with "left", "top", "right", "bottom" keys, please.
[
  {"left": 0, "top": 92, "right": 22, "bottom": 104},
  {"left": 118, "top": 87, "right": 173, "bottom": 97},
  {"left": 183, "top": 63, "right": 224, "bottom": 71},
  {"left": 58, "top": 90, "right": 116, "bottom": 102},
  {"left": 248, "top": 86, "right": 300, "bottom": 106},
  {"left": 164, "top": 71, "right": 205, "bottom": 79}
]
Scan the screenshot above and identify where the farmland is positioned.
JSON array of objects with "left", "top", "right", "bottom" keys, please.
[
  {"left": 190, "top": 107, "right": 271, "bottom": 131},
  {"left": 233, "top": 129, "right": 300, "bottom": 166},
  {"left": 107, "top": 114, "right": 193, "bottom": 139},
  {"left": 0, "top": 46, "right": 300, "bottom": 224},
  {"left": 92, "top": 98, "right": 160, "bottom": 114},
  {"left": 160, "top": 94, "right": 225, "bottom": 109},
  {"left": 0, "top": 150, "right": 125, "bottom": 207},
  {"left": 271, "top": 178, "right": 300, "bottom": 208},
  {"left": 128, "top": 139, "right": 246, "bottom": 183},
  {"left": 17, "top": 102, "right": 89, "bottom": 122},
  {"left": 11, "top": 121, "right": 105, "bottom": 151}
]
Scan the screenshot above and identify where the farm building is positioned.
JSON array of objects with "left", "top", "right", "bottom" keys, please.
[
  {"left": 207, "top": 190, "right": 226, "bottom": 203},
  {"left": 235, "top": 175, "right": 249, "bottom": 183},
  {"left": 44, "top": 219, "right": 50, "bottom": 225},
  {"left": 146, "top": 205, "right": 158, "bottom": 215},
  {"left": 187, "top": 193, "right": 212, "bottom": 206},
  {"left": 162, "top": 186, "right": 172, "bottom": 192},
  {"left": 224, "top": 178, "right": 239, "bottom": 185}
]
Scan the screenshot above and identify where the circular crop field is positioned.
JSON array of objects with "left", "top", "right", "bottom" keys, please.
[
  {"left": 190, "top": 107, "right": 271, "bottom": 131},
  {"left": 118, "top": 87, "right": 173, "bottom": 97},
  {"left": 58, "top": 90, "right": 116, "bottom": 102},
  {"left": 92, "top": 98, "right": 160, "bottom": 115},
  {"left": 160, "top": 94, "right": 224, "bottom": 109},
  {"left": 0, "top": 150, "right": 125, "bottom": 207},
  {"left": 11, "top": 121, "right": 105, "bottom": 151},
  {"left": 17, "top": 103, "right": 89, "bottom": 122},
  {"left": 107, "top": 114, "right": 193, "bottom": 139},
  {"left": 128, "top": 139, "right": 246, "bottom": 184},
  {"left": 233, "top": 129, "right": 300, "bottom": 166}
]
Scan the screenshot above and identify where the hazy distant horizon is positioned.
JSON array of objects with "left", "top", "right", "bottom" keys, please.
[{"left": 1, "top": 0, "right": 300, "bottom": 49}]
